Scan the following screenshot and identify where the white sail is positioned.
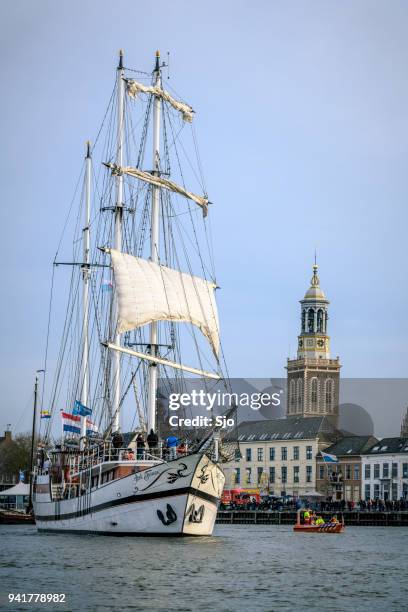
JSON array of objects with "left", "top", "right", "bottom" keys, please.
[
  {"left": 126, "top": 79, "right": 194, "bottom": 122},
  {"left": 109, "top": 249, "right": 220, "bottom": 357},
  {"left": 105, "top": 163, "right": 209, "bottom": 216}
]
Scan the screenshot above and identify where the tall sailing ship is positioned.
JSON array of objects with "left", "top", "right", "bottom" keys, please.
[{"left": 33, "top": 51, "right": 238, "bottom": 536}]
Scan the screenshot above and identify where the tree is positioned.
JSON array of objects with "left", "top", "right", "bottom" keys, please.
[{"left": 0, "top": 432, "right": 33, "bottom": 482}]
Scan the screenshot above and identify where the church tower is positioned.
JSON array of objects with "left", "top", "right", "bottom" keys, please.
[{"left": 286, "top": 264, "right": 341, "bottom": 426}]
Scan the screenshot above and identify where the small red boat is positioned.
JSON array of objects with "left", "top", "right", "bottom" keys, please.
[{"left": 293, "top": 511, "right": 344, "bottom": 533}]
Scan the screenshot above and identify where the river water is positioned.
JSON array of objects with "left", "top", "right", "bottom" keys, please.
[{"left": 1, "top": 524, "right": 407, "bottom": 611}]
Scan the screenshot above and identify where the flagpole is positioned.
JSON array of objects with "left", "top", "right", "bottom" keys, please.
[{"left": 28, "top": 375, "right": 39, "bottom": 511}]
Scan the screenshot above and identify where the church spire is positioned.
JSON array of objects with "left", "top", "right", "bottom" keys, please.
[{"left": 298, "top": 263, "right": 330, "bottom": 359}]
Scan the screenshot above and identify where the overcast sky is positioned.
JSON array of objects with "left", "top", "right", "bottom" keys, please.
[{"left": 0, "top": 0, "right": 407, "bottom": 435}]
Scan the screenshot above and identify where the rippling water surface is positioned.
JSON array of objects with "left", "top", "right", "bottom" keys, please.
[{"left": 1, "top": 524, "right": 407, "bottom": 611}]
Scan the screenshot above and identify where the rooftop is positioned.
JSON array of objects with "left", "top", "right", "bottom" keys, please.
[
  {"left": 227, "top": 416, "right": 340, "bottom": 443},
  {"left": 364, "top": 437, "right": 408, "bottom": 455},
  {"left": 318, "top": 436, "right": 378, "bottom": 458}
]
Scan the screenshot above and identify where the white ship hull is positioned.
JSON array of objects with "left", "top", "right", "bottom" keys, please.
[{"left": 33, "top": 453, "right": 224, "bottom": 536}]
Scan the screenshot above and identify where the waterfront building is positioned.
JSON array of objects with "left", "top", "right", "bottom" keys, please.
[
  {"left": 316, "top": 436, "right": 377, "bottom": 502},
  {"left": 361, "top": 438, "right": 408, "bottom": 501},
  {"left": 224, "top": 416, "right": 339, "bottom": 498},
  {"left": 286, "top": 264, "right": 341, "bottom": 428},
  {"left": 0, "top": 481, "right": 29, "bottom": 510}
]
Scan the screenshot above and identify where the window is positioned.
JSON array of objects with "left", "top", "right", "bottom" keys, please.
[
  {"left": 374, "top": 484, "right": 380, "bottom": 499},
  {"left": 325, "top": 379, "right": 333, "bottom": 411},
  {"left": 308, "top": 308, "right": 315, "bottom": 333},
  {"left": 234, "top": 468, "right": 240, "bottom": 484},
  {"left": 346, "top": 464, "right": 351, "bottom": 480},
  {"left": 257, "top": 467, "right": 263, "bottom": 484},
  {"left": 364, "top": 464, "right": 371, "bottom": 479},
  {"left": 281, "top": 466, "right": 287, "bottom": 483},
  {"left": 306, "top": 465, "right": 312, "bottom": 483},
  {"left": 392, "top": 483, "right": 398, "bottom": 501},
  {"left": 383, "top": 463, "right": 389, "bottom": 478},
  {"left": 364, "top": 484, "right": 370, "bottom": 501},
  {"left": 257, "top": 448, "right": 263, "bottom": 462},
  {"left": 297, "top": 379, "right": 303, "bottom": 412},
  {"left": 290, "top": 379, "right": 296, "bottom": 410},
  {"left": 403, "top": 463, "right": 408, "bottom": 479},
  {"left": 392, "top": 463, "right": 398, "bottom": 478},
  {"left": 246, "top": 448, "right": 252, "bottom": 462},
  {"left": 374, "top": 464, "right": 380, "bottom": 479},
  {"left": 310, "top": 377, "right": 318, "bottom": 409},
  {"left": 269, "top": 447, "right": 275, "bottom": 461},
  {"left": 281, "top": 447, "right": 287, "bottom": 461},
  {"left": 319, "top": 465, "right": 325, "bottom": 480},
  {"left": 293, "top": 466, "right": 299, "bottom": 483},
  {"left": 353, "top": 464, "right": 360, "bottom": 480},
  {"left": 306, "top": 446, "right": 313, "bottom": 460},
  {"left": 269, "top": 467, "right": 275, "bottom": 484},
  {"left": 245, "top": 468, "right": 252, "bottom": 484},
  {"left": 293, "top": 446, "right": 299, "bottom": 460}
]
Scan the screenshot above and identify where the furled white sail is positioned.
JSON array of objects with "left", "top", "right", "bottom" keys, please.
[
  {"left": 126, "top": 79, "right": 194, "bottom": 122},
  {"left": 104, "top": 342, "right": 221, "bottom": 380},
  {"left": 109, "top": 249, "right": 220, "bottom": 357},
  {"left": 105, "top": 163, "right": 208, "bottom": 216}
]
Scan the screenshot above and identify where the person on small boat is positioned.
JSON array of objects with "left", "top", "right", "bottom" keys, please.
[
  {"left": 330, "top": 515, "right": 339, "bottom": 524},
  {"left": 315, "top": 516, "right": 325, "bottom": 526},
  {"left": 303, "top": 509, "right": 311, "bottom": 524}
]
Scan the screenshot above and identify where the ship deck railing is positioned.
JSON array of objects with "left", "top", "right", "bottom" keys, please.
[{"left": 36, "top": 442, "right": 171, "bottom": 476}]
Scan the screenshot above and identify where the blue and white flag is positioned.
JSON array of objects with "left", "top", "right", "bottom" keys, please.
[
  {"left": 73, "top": 400, "right": 92, "bottom": 417},
  {"left": 19, "top": 470, "right": 25, "bottom": 482},
  {"left": 321, "top": 450, "right": 338, "bottom": 463}
]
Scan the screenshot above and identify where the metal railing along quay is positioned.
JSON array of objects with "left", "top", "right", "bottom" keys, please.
[{"left": 216, "top": 510, "right": 408, "bottom": 526}]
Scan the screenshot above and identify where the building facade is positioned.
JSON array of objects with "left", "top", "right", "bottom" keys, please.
[
  {"left": 286, "top": 264, "right": 341, "bottom": 427},
  {"left": 316, "top": 436, "right": 377, "bottom": 502},
  {"left": 224, "top": 417, "right": 338, "bottom": 498},
  {"left": 361, "top": 438, "right": 408, "bottom": 501}
]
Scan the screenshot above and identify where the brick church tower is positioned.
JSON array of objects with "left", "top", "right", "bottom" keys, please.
[{"left": 286, "top": 263, "right": 341, "bottom": 427}]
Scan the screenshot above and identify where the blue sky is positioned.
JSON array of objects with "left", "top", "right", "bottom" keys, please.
[{"left": 1, "top": 0, "right": 407, "bottom": 434}]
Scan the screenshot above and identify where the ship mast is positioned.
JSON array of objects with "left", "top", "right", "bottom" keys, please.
[
  {"left": 147, "top": 51, "right": 162, "bottom": 434},
  {"left": 80, "top": 141, "right": 91, "bottom": 442},
  {"left": 112, "top": 49, "right": 125, "bottom": 432}
]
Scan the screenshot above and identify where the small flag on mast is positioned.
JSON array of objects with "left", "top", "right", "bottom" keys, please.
[
  {"left": 61, "top": 411, "right": 81, "bottom": 434},
  {"left": 73, "top": 400, "right": 92, "bottom": 417},
  {"left": 86, "top": 418, "right": 98, "bottom": 436},
  {"left": 40, "top": 410, "right": 51, "bottom": 419}
]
